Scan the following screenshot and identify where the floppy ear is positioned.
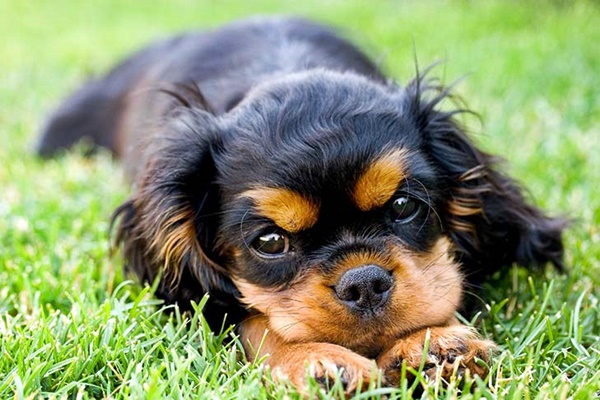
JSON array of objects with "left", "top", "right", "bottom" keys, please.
[
  {"left": 405, "top": 76, "right": 567, "bottom": 282},
  {"left": 112, "top": 91, "right": 243, "bottom": 326}
]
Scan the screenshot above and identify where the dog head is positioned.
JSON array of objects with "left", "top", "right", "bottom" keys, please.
[{"left": 113, "top": 69, "right": 565, "bottom": 356}]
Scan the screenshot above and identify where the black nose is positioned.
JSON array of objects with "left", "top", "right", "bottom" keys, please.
[{"left": 334, "top": 265, "right": 393, "bottom": 313}]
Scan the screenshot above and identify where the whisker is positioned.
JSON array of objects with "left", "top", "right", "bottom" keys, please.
[
  {"left": 240, "top": 209, "right": 252, "bottom": 252},
  {"left": 408, "top": 178, "right": 444, "bottom": 231},
  {"left": 196, "top": 208, "right": 253, "bottom": 219}
]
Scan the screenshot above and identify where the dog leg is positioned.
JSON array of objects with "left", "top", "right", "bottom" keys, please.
[
  {"left": 377, "top": 324, "right": 495, "bottom": 386},
  {"left": 240, "top": 315, "right": 378, "bottom": 394}
]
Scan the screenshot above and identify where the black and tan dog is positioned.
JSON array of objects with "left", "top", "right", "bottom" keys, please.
[{"left": 38, "top": 17, "right": 566, "bottom": 392}]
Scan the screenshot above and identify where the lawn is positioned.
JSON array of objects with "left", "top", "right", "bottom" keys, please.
[{"left": 1, "top": 0, "right": 599, "bottom": 398}]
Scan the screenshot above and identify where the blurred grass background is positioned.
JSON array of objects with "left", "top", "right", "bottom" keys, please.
[{"left": 1, "top": 0, "right": 598, "bottom": 398}]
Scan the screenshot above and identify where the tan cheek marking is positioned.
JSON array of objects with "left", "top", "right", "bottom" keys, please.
[
  {"left": 233, "top": 274, "right": 371, "bottom": 349},
  {"left": 390, "top": 237, "right": 463, "bottom": 327},
  {"left": 241, "top": 187, "right": 319, "bottom": 233},
  {"left": 233, "top": 278, "right": 284, "bottom": 314},
  {"left": 353, "top": 149, "right": 410, "bottom": 211}
]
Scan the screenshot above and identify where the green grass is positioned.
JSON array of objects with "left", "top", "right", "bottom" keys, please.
[{"left": 1, "top": 0, "right": 599, "bottom": 398}]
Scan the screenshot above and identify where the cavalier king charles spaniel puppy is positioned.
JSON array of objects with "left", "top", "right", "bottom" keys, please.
[{"left": 38, "top": 16, "right": 565, "bottom": 393}]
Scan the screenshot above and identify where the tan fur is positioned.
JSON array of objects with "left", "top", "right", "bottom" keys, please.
[
  {"left": 240, "top": 314, "right": 378, "bottom": 395},
  {"left": 237, "top": 240, "right": 492, "bottom": 390},
  {"left": 241, "top": 187, "right": 319, "bottom": 233},
  {"left": 352, "top": 149, "right": 410, "bottom": 211},
  {"left": 146, "top": 205, "right": 198, "bottom": 285},
  {"left": 234, "top": 237, "right": 463, "bottom": 358},
  {"left": 334, "top": 250, "right": 392, "bottom": 273},
  {"left": 377, "top": 324, "right": 495, "bottom": 385},
  {"left": 446, "top": 165, "right": 489, "bottom": 233},
  {"left": 447, "top": 197, "right": 482, "bottom": 218}
]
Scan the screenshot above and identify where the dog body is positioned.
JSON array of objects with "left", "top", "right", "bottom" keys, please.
[{"left": 39, "top": 17, "right": 565, "bottom": 392}]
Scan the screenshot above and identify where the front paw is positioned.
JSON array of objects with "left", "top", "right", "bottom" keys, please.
[
  {"left": 377, "top": 325, "right": 495, "bottom": 386},
  {"left": 269, "top": 342, "right": 378, "bottom": 395}
]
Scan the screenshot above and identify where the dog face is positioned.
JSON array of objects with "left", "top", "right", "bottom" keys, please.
[
  {"left": 114, "top": 69, "right": 565, "bottom": 356},
  {"left": 211, "top": 72, "right": 461, "bottom": 355}
]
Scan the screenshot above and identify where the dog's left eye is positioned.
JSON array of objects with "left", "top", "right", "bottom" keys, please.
[
  {"left": 251, "top": 231, "right": 291, "bottom": 258},
  {"left": 390, "top": 195, "right": 421, "bottom": 223}
]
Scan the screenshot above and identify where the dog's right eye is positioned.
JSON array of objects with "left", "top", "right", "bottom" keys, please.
[
  {"left": 390, "top": 195, "right": 421, "bottom": 223},
  {"left": 251, "top": 231, "right": 291, "bottom": 258}
]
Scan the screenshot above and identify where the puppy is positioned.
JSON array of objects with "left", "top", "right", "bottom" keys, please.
[{"left": 38, "top": 17, "right": 566, "bottom": 393}]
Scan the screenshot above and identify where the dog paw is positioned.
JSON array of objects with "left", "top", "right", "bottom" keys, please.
[
  {"left": 270, "top": 342, "right": 378, "bottom": 394},
  {"left": 377, "top": 325, "right": 495, "bottom": 386}
]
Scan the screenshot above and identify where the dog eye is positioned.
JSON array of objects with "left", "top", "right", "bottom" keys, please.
[
  {"left": 390, "top": 196, "right": 420, "bottom": 223},
  {"left": 251, "top": 231, "right": 290, "bottom": 258}
]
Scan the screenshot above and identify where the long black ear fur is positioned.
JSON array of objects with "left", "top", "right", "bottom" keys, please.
[
  {"left": 405, "top": 75, "right": 568, "bottom": 283},
  {"left": 111, "top": 95, "right": 245, "bottom": 329}
]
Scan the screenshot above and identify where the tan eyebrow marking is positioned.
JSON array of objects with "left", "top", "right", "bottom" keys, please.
[
  {"left": 352, "top": 149, "right": 410, "bottom": 211},
  {"left": 241, "top": 187, "right": 319, "bottom": 233}
]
